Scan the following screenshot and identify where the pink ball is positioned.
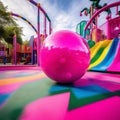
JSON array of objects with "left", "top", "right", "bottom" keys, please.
[{"left": 40, "top": 30, "right": 90, "bottom": 83}]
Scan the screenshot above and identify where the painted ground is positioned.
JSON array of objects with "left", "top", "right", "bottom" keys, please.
[{"left": 0, "top": 70, "right": 120, "bottom": 120}]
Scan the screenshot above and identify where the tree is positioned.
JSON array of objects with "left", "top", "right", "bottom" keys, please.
[
  {"left": 0, "top": 25, "right": 5, "bottom": 39},
  {"left": 3, "top": 26, "right": 23, "bottom": 44},
  {"left": 0, "top": 1, "right": 15, "bottom": 26},
  {"left": 0, "top": 1, "right": 23, "bottom": 44},
  {"left": 23, "top": 40, "right": 29, "bottom": 46}
]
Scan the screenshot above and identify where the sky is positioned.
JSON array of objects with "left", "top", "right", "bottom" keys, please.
[{"left": 1, "top": 0, "right": 120, "bottom": 40}]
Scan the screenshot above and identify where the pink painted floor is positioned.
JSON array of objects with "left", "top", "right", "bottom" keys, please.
[{"left": 0, "top": 70, "right": 120, "bottom": 120}]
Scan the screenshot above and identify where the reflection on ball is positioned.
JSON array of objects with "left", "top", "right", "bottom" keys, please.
[{"left": 40, "top": 30, "right": 90, "bottom": 83}]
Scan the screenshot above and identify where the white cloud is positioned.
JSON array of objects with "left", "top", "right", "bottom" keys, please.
[{"left": 43, "top": 0, "right": 91, "bottom": 32}]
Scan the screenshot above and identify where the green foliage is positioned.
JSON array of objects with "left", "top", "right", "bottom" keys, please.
[
  {"left": 23, "top": 40, "right": 29, "bottom": 45},
  {"left": 0, "top": 1, "right": 14, "bottom": 26},
  {"left": 0, "top": 25, "right": 5, "bottom": 39},
  {"left": 0, "top": 1, "right": 23, "bottom": 45},
  {"left": 3, "top": 26, "right": 23, "bottom": 44}
]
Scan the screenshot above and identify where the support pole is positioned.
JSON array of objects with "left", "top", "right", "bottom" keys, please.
[
  {"left": 44, "top": 15, "right": 47, "bottom": 37},
  {"left": 116, "top": 5, "right": 118, "bottom": 15},
  {"left": 37, "top": 3, "right": 40, "bottom": 66},
  {"left": 49, "top": 22, "right": 52, "bottom": 35},
  {"left": 13, "top": 34, "right": 17, "bottom": 65}
]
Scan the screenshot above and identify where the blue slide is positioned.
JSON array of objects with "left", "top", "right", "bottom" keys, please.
[{"left": 91, "top": 38, "right": 119, "bottom": 71}]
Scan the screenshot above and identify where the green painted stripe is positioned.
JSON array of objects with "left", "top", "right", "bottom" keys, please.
[
  {"left": 90, "top": 47, "right": 105, "bottom": 64},
  {"left": 0, "top": 77, "right": 56, "bottom": 120},
  {"left": 68, "top": 91, "right": 115, "bottom": 110}
]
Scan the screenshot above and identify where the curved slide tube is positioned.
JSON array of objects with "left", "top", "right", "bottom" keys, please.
[
  {"left": 107, "top": 40, "right": 120, "bottom": 72},
  {"left": 88, "top": 40, "right": 112, "bottom": 70},
  {"left": 91, "top": 38, "right": 119, "bottom": 71}
]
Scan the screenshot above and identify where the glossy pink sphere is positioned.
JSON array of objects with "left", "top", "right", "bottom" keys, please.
[{"left": 40, "top": 30, "right": 90, "bottom": 83}]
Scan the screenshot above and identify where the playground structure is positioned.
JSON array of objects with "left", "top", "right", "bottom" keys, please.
[
  {"left": 77, "top": 1, "right": 120, "bottom": 73},
  {"left": 11, "top": 12, "right": 37, "bottom": 33},
  {"left": 84, "top": 1, "right": 120, "bottom": 41},
  {"left": 0, "top": 41, "right": 7, "bottom": 63},
  {"left": 0, "top": 0, "right": 52, "bottom": 67},
  {"left": 0, "top": 1, "right": 120, "bottom": 120},
  {"left": 0, "top": 42, "right": 6, "bottom": 57},
  {"left": 0, "top": 32, "right": 47, "bottom": 65},
  {"left": 0, "top": 0, "right": 120, "bottom": 73},
  {"left": 77, "top": 1, "right": 120, "bottom": 42}
]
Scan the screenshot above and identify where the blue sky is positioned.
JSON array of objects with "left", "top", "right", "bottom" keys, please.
[
  {"left": 1, "top": 0, "right": 120, "bottom": 40},
  {"left": 48, "top": 0, "right": 74, "bottom": 12}
]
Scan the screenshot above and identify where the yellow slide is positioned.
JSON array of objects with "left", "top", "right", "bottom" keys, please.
[
  {"left": 88, "top": 40, "right": 112, "bottom": 70},
  {"left": 90, "top": 40, "right": 105, "bottom": 59}
]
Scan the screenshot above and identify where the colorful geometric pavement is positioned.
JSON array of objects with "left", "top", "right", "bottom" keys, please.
[{"left": 0, "top": 70, "right": 120, "bottom": 120}]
